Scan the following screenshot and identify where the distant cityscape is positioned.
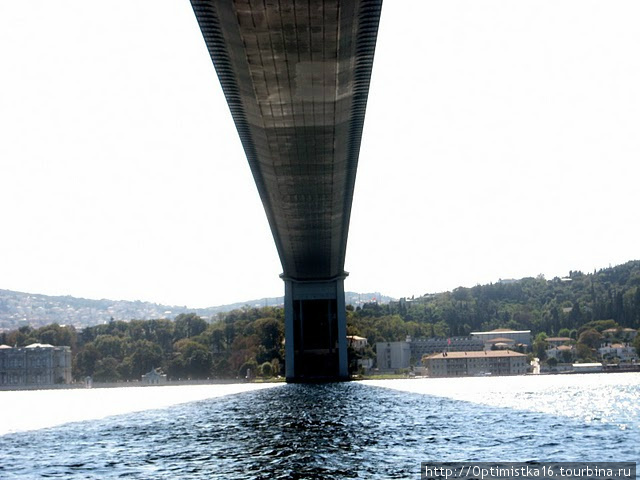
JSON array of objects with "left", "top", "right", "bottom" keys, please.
[
  {"left": 2, "top": 262, "right": 639, "bottom": 387},
  {"left": 0, "top": 289, "right": 393, "bottom": 331},
  {"left": 4, "top": 326, "right": 638, "bottom": 388}
]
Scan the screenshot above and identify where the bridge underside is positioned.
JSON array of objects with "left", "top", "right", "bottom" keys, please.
[{"left": 191, "top": 0, "right": 381, "bottom": 381}]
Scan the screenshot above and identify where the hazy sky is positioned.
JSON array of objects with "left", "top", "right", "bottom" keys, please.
[{"left": 1, "top": 1, "right": 639, "bottom": 308}]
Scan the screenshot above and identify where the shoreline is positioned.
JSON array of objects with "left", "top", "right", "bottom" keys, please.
[
  {"left": 2, "top": 366, "right": 638, "bottom": 392},
  {"left": 0, "top": 377, "right": 284, "bottom": 392}
]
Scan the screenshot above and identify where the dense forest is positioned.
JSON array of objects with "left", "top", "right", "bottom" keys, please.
[
  {"left": 2, "top": 261, "right": 640, "bottom": 380},
  {"left": 348, "top": 260, "right": 640, "bottom": 343},
  {"left": 1, "top": 309, "right": 285, "bottom": 382}
]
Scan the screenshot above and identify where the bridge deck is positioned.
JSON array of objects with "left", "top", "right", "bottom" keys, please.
[{"left": 191, "top": 0, "right": 382, "bottom": 281}]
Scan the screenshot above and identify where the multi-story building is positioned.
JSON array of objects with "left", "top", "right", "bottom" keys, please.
[
  {"left": 0, "top": 343, "right": 72, "bottom": 386},
  {"left": 408, "top": 336, "right": 484, "bottom": 359},
  {"left": 376, "top": 336, "right": 485, "bottom": 370},
  {"left": 546, "top": 337, "right": 572, "bottom": 347},
  {"left": 598, "top": 343, "right": 638, "bottom": 363},
  {"left": 546, "top": 345, "right": 575, "bottom": 362},
  {"left": 602, "top": 328, "right": 638, "bottom": 342},
  {"left": 423, "top": 350, "right": 529, "bottom": 377},
  {"left": 471, "top": 328, "right": 531, "bottom": 349},
  {"left": 376, "top": 341, "right": 411, "bottom": 370}
]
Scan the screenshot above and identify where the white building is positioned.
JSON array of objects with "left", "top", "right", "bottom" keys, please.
[
  {"left": 471, "top": 329, "right": 531, "bottom": 349},
  {"left": 376, "top": 341, "right": 411, "bottom": 370},
  {"left": 357, "top": 358, "right": 374, "bottom": 374},
  {"left": 602, "top": 328, "right": 638, "bottom": 341},
  {"left": 409, "top": 336, "right": 484, "bottom": 359},
  {"left": 0, "top": 343, "right": 72, "bottom": 386},
  {"left": 546, "top": 345, "right": 575, "bottom": 362},
  {"left": 485, "top": 337, "right": 516, "bottom": 350},
  {"left": 598, "top": 343, "right": 638, "bottom": 362},
  {"left": 141, "top": 368, "right": 167, "bottom": 385},
  {"left": 572, "top": 362, "right": 603, "bottom": 373},
  {"left": 347, "top": 335, "right": 368, "bottom": 351}
]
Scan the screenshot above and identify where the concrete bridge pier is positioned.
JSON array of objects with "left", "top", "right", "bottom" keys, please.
[{"left": 283, "top": 275, "right": 349, "bottom": 383}]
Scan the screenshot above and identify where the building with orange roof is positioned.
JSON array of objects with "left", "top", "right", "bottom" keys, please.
[{"left": 423, "top": 350, "right": 528, "bottom": 377}]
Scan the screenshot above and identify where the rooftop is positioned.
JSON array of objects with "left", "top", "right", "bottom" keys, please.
[
  {"left": 471, "top": 329, "right": 531, "bottom": 335},
  {"left": 486, "top": 337, "right": 516, "bottom": 343},
  {"left": 24, "top": 343, "right": 54, "bottom": 349},
  {"left": 602, "top": 327, "right": 636, "bottom": 333},
  {"left": 425, "top": 350, "right": 527, "bottom": 359}
]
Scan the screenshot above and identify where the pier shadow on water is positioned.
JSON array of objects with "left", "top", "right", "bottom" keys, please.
[{"left": 0, "top": 381, "right": 638, "bottom": 479}]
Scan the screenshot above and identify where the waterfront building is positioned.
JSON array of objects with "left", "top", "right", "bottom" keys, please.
[
  {"left": 572, "top": 362, "right": 603, "bottom": 373},
  {"left": 347, "top": 335, "right": 368, "bottom": 351},
  {"left": 546, "top": 345, "right": 575, "bottom": 362},
  {"left": 0, "top": 343, "right": 72, "bottom": 386},
  {"left": 423, "top": 350, "right": 528, "bottom": 377},
  {"left": 409, "top": 336, "right": 484, "bottom": 358},
  {"left": 357, "top": 357, "right": 374, "bottom": 374},
  {"left": 602, "top": 328, "right": 638, "bottom": 341},
  {"left": 376, "top": 336, "right": 484, "bottom": 370},
  {"left": 484, "top": 337, "right": 516, "bottom": 350},
  {"left": 470, "top": 328, "right": 531, "bottom": 349},
  {"left": 598, "top": 343, "right": 638, "bottom": 363},
  {"left": 376, "top": 341, "right": 411, "bottom": 370},
  {"left": 141, "top": 368, "right": 167, "bottom": 385}
]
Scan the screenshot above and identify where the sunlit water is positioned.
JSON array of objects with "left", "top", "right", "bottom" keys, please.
[
  {"left": 0, "top": 373, "right": 638, "bottom": 479},
  {"left": 0, "top": 383, "right": 281, "bottom": 435},
  {"left": 364, "top": 373, "right": 640, "bottom": 430}
]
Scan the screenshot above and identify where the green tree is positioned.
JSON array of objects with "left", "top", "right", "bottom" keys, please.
[
  {"left": 211, "top": 358, "right": 231, "bottom": 378},
  {"left": 259, "top": 361, "right": 273, "bottom": 378},
  {"left": 93, "top": 357, "right": 121, "bottom": 382},
  {"left": 37, "top": 324, "right": 77, "bottom": 348},
  {"left": 174, "top": 313, "right": 207, "bottom": 340},
  {"left": 94, "top": 335, "right": 125, "bottom": 359},
  {"left": 532, "top": 332, "right": 548, "bottom": 360},
  {"left": 239, "top": 359, "right": 258, "bottom": 379},
  {"left": 254, "top": 317, "right": 283, "bottom": 354},
  {"left": 123, "top": 340, "right": 163, "bottom": 379},
  {"left": 209, "top": 327, "right": 227, "bottom": 353},
  {"left": 577, "top": 329, "right": 602, "bottom": 349},
  {"left": 633, "top": 334, "right": 640, "bottom": 356},
  {"left": 171, "top": 339, "right": 212, "bottom": 379},
  {"left": 74, "top": 343, "right": 100, "bottom": 378},
  {"left": 148, "top": 319, "right": 175, "bottom": 353},
  {"left": 558, "top": 328, "right": 571, "bottom": 338},
  {"left": 576, "top": 342, "right": 595, "bottom": 362}
]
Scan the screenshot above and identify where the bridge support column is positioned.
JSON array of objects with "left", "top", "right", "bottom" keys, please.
[{"left": 283, "top": 275, "right": 349, "bottom": 382}]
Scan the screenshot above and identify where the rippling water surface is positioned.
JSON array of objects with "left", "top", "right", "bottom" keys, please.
[{"left": 1, "top": 373, "right": 638, "bottom": 479}]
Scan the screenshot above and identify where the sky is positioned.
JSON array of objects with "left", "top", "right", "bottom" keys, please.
[{"left": 1, "top": 1, "right": 639, "bottom": 308}]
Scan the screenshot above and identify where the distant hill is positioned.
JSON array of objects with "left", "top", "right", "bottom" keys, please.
[
  {"left": 349, "top": 260, "right": 640, "bottom": 344},
  {"left": 210, "top": 291, "right": 392, "bottom": 313},
  {"left": 0, "top": 289, "right": 393, "bottom": 330}
]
